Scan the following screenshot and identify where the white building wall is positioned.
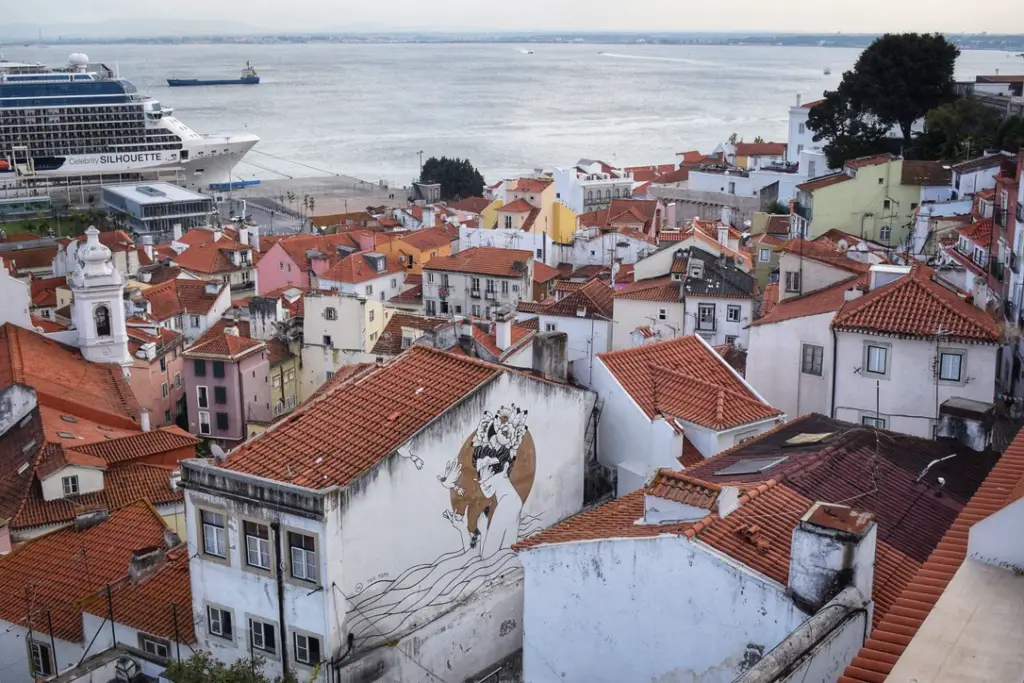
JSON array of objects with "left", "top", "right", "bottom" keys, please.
[
  {"left": 39, "top": 466, "right": 104, "bottom": 501},
  {"left": 778, "top": 252, "right": 855, "bottom": 301},
  {"left": 749, "top": 169, "right": 802, "bottom": 204},
  {"left": 611, "top": 298, "right": 685, "bottom": 350},
  {"left": 185, "top": 488, "right": 331, "bottom": 682},
  {"left": 0, "top": 262, "right": 33, "bottom": 329},
  {"left": 688, "top": 171, "right": 760, "bottom": 199},
  {"left": 833, "top": 332, "right": 999, "bottom": 437},
  {"left": 330, "top": 371, "right": 588, "bottom": 683},
  {"left": 423, "top": 270, "right": 530, "bottom": 317},
  {"left": 536, "top": 315, "right": 611, "bottom": 387},
  {"left": 747, "top": 312, "right": 836, "bottom": 419},
  {"left": 0, "top": 622, "right": 83, "bottom": 683},
  {"left": 318, "top": 271, "right": 403, "bottom": 303},
  {"left": 682, "top": 296, "right": 752, "bottom": 349},
  {"left": 954, "top": 166, "right": 1000, "bottom": 198},
  {"left": 80, "top": 613, "right": 191, "bottom": 663},
  {"left": 519, "top": 535, "right": 806, "bottom": 683},
  {"left": 459, "top": 226, "right": 554, "bottom": 266},
  {"left": 788, "top": 103, "right": 817, "bottom": 162},
  {"left": 568, "top": 231, "right": 654, "bottom": 269}
]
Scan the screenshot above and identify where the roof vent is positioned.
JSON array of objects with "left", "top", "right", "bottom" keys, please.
[
  {"left": 60, "top": 415, "right": 78, "bottom": 423},
  {"left": 17, "top": 461, "right": 30, "bottom": 476},
  {"left": 57, "top": 431, "right": 76, "bottom": 439},
  {"left": 713, "top": 456, "right": 788, "bottom": 477},
  {"left": 128, "top": 546, "right": 166, "bottom": 583},
  {"left": 74, "top": 509, "right": 109, "bottom": 531}
]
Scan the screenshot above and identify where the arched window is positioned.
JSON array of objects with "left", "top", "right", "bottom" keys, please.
[
  {"left": 615, "top": 188, "right": 621, "bottom": 198},
  {"left": 94, "top": 305, "right": 111, "bottom": 337},
  {"left": 587, "top": 191, "right": 593, "bottom": 201},
  {"left": 324, "top": 307, "right": 337, "bottom": 321},
  {"left": 605, "top": 189, "right": 612, "bottom": 200}
]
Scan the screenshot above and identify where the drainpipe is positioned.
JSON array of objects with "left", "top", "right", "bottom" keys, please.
[
  {"left": 272, "top": 520, "right": 290, "bottom": 674},
  {"left": 829, "top": 327, "right": 839, "bottom": 418}
]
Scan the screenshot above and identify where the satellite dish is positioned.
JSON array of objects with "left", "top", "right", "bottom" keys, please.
[{"left": 210, "top": 444, "right": 227, "bottom": 462}]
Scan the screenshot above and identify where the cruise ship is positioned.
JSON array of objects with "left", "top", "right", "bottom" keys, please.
[{"left": 0, "top": 53, "right": 259, "bottom": 190}]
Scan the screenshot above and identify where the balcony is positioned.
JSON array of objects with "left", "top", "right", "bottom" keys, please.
[
  {"left": 696, "top": 320, "right": 717, "bottom": 332},
  {"left": 485, "top": 290, "right": 497, "bottom": 300},
  {"left": 470, "top": 288, "right": 481, "bottom": 299},
  {"left": 793, "top": 201, "right": 813, "bottom": 222}
]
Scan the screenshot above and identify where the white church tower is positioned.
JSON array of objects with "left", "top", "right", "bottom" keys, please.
[{"left": 70, "top": 227, "right": 131, "bottom": 370}]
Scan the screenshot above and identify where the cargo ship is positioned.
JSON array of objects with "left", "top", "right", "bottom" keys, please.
[{"left": 167, "top": 62, "right": 260, "bottom": 87}]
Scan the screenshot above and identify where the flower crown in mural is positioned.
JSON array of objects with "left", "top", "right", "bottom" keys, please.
[{"left": 473, "top": 404, "right": 529, "bottom": 459}]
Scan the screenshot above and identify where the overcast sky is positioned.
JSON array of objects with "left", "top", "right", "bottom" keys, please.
[{"left": 6, "top": 0, "right": 1024, "bottom": 34}]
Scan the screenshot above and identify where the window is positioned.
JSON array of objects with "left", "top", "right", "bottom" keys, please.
[
  {"left": 326, "top": 371, "right": 334, "bottom": 380},
  {"left": 197, "top": 386, "right": 209, "bottom": 409},
  {"left": 501, "top": 280, "right": 509, "bottom": 294},
  {"left": 162, "top": 381, "right": 169, "bottom": 398},
  {"left": 808, "top": 160, "right": 817, "bottom": 177},
  {"left": 249, "top": 618, "right": 277, "bottom": 655},
  {"left": 365, "top": 284, "right": 373, "bottom": 296},
  {"left": 797, "top": 144, "right": 804, "bottom": 155},
  {"left": 165, "top": 409, "right": 172, "bottom": 423},
  {"left": 191, "top": 314, "right": 201, "bottom": 328},
  {"left": 212, "top": 361, "right": 225, "bottom": 378},
  {"left": 425, "top": 301, "right": 437, "bottom": 316},
  {"left": 194, "top": 359, "right": 206, "bottom": 377},
  {"left": 801, "top": 344, "right": 823, "bottom": 376},
  {"left": 878, "top": 177, "right": 884, "bottom": 185},
  {"left": 785, "top": 271, "right": 802, "bottom": 293},
  {"left": 159, "top": 356, "right": 167, "bottom": 372},
  {"left": 504, "top": 215, "right": 512, "bottom": 229},
  {"left": 471, "top": 277, "right": 481, "bottom": 291},
  {"left": 174, "top": 373, "right": 181, "bottom": 388},
  {"left": 244, "top": 521, "right": 271, "bottom": 570},
  {"left": 587, "top": 191, "right": 593, "bottom": 201},
  {"left": 199, "top": 411, "right": 211, "bottom": 435},
  {"left": 862, "top": 415, "right": 887, "bottom": 428},
  {"left": 368, "top": 309, "right": 375, "bottom": 323},
  {"left": 471, "top": 305, "right": 481, "bottom": 317},
  {"left": 390, "top": 278, "right": 397, "bottom": 288},
  {"left": 29, "top": 640, "right": 53, "bottom": 677},
  {"left": 62, "top": 475, "right": 79, "bottom": 496},
  {"left": 216, "top": 412, "right": 229, "bottom": 430},
  {"left": 214, "top": 388, "right": 227, "bottom": 411},
  {"left": 883, "top": 199, "right": 891, "bottom": 209},
  {"left": 544, "top": 322, "right": 557, "bottom": 332},
  {"left": 279, "top": 262, "right": 285, "bottom": 271},
  {"left": 697, "top": 304, "right": 716, "bottom": 330},
  {"left": 486, "top": 279, "right": 496, "bottom": 293},
  {"left": 880, "top": 225, "right": 891, "bottom": 242},
  {"left": 726, "top": 335, "right": 738, "bottom": 345},
  {"left": 201, "top": 510, "right": 226, "bottom": 557},
  {"left": 726, "top": 305, "right": 741, "bottom": 322},
  {"left": 94, "top": 305, "right": 111, "bottom": 337},
  {"left": 440, "top": 300, "right": 449, "bottom": 314},
  {"left": 939, "top": 351, "right": 964, "bottom": 382},
  {"left": 454, "top": 305, "right": 462, "bottom": 315},
  {"left": 274, "top": 401, "right": 284, "bottom": 416},
  {"left": 294, "top": 633, "right": 322, "bottom": 667},
  {"left": 324, "top": 307, "right": 337, "bottom": 321},
  {"left": 536, "top": 248, "right": 543, "bottom": 259},
  {"left": 657, "top": 307, "right": 668, "bottom": 321},
  {"left": 759, "top": 247, "right": 771, "bottom": 262},
  {"left": 322, "top": 334, "right": 333, "bottom": 347},
  {"left": 286, "top": 396, "right": 296, "bottom": 410},
  {"left": 798, "top": 123, "right": 805, "bottom": 134},
  {"left": 289, "top": 532, "right": 317, "bottom": 582},
  {"left": 273, "top": 375, "right": 282, "bottom": 389},
  {"left": 427, "top": 272, "right": 435, "bottom": 284},
  {"left": 139, "top": 634, "right": 170, "bottom": 659},
  {"left": 865, "top": 344, "right": 888, "bottom": 375}
]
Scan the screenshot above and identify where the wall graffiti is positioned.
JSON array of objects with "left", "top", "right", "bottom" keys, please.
[{"left": 347, "top": 404, "right": 540, "bottom": 644}]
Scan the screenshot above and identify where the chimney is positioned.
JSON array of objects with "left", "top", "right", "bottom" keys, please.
[
  {"left": 128, "top": 546, "right": 166, "bottom": 584},
  {"left": 937, "top": 397, "right": 995, "bottom": 452},
  {"left": 225, "top": 325, "right": 239, "bottom": 337},
  {"left": 788, "top": 503, "right": 876, "bottom": 614},
  {"left": 531, "top": 331, "right": 568, "bottom": 381},
  {"left": 494, "top": 306, "right": 514, "bottom": 351},
  {"left": 422, "top": 206, "right": 435, "bottom": 228},
  {"left": 251, "top": 226, "right": 260, "bottom": 253},
  {"left": 74, "top": 509, "right": 110, "bottom": 531},
  {"left": 205, "top": 280, "right": 220, "bottom": 295},
  {"left": 717, "top": 225, "right": 729, "bottom": 246},
  {"left": 139, "top": 409, "right": 151, "bottom": 432},
  {"left": 844, "top": 286, "right": 864, "bottom": 301},
  {"left": 172, "top": 223, "right": 183, "bottom": 241},
  {"left": 238, "top": 226, "right": 249, "bottom": 247},
  {"left": 796, "top": 93, "right": 802, "bottom": 107},
  {"left": 212, "top": 226, "right": 222, "bottom": 242},
  {"left": 667, "top": 202, "right": 677, "bottom": 229}
]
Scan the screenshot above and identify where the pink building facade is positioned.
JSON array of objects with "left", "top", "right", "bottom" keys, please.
[{"left": 127, "top": 326, "right": 187, "bottom": 427}]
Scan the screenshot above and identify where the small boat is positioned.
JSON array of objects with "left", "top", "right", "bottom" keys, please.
[
  {"left": 823, "top": 67, "right": 831, "bottom": 75},
  {"left": 168, "top": 61, "right": 259, "bottom": 87}
]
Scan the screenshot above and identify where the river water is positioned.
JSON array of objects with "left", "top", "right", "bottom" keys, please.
[{"left": 10, "top": 42, "right": 1020, "bottom": 183}]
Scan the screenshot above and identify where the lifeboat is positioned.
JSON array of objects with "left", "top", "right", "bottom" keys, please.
[{"left": 0, "top": 160, "right": 10, "bottom": 172}]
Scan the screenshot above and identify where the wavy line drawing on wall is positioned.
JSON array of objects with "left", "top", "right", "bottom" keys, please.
[{"left": 347, "top": 404, "right": 536, "bottom": 644}]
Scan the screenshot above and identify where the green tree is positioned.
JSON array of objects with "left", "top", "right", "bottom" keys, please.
[
  {"left": 164, "top": 651, "right": 299, "bottom": 683},
  {"left": 753, "top": 136, "right": 765, "bottom": 144},
  {"left": 808, "top": 33, "right": 959, "bottom": 165},
  {"left": 996, "top": 116, "right": 1024, "bottom": 153},
  {"left": 914, "top": 96, "right": 1002, "bottom": 160},
  {"left": 419, "top": 156, "right": 485, "bottom": 201},
  {"left": 764, "top": 200, "right": 788, "bottom": 215}
]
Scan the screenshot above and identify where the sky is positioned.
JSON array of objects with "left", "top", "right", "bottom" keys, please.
[{"left": 5, "top": 0, "right": 1024, "bottom": 35}]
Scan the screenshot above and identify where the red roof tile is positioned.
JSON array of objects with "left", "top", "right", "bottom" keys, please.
[
  {"left": 222, "top": 347, "right": 501, "bottom": 488},
  {"left": 735, "top": 142, "right": 787, "bottom": 157},
  {"left": 751, "top": 276, "right": 862, "bottom": 326},
  {"left": 470, "top": 324, "right": 535, "bottom": 359},
  {"left": 832, "top": 263, "right": 1000, "bottom": 343},
  {"left": 655, "top": 167, "right": 690, "bottom": 184},
  {"left": 0, "top": 500, "right": 170, "bottom": 641},
  {"left": 397, "top": 227, "right": 456, "bottom": 251},
  {"left": 371, "top": 314, "right": 453, "bottom": 356},
  {"left": 845, "top": 153, "right": 895, "bottom": 169},
  {"left": 320, "top": 251, "right": 405, "bottom": 284},
  {"left": 514, "top": 178, "right": 554, "bottom": 193},
  {"left": 798, "top": 173, "right": 853, "bottom": 192},
  {"left": 424, "top": 247, "right": 533, "bottom": 278},
  {"left": 775, "top": 239, "right": 872, "bottom": 274},
  {"left": 30, "top": 315, "right": 66, "bottom": 333},
  {"left": 73, "top": 426, "right": 199, "bottom": 465},
  {"left": 613, "top": 276, "right": 681, "bottom": 302},
  {"left": 760, "top": 282, "right": 780, "bottom": 317},
  {"left": 838, "top": 425, "right": 1024, "bottom": 683},
  {"left": 389, "top": 284, "right": 423, "bottom": 305},
  {"left": 900, "top": 160, "right": 952, "bottom": 186},
  {"left": 597, "top": 336, "right": 777, "bottom": 429},
  {"left": 532, "top": 261, "right": 561, "bottom": 284},
  {"left": 950, "top": 154, "right": 1007, "bottom": 173},
  {"left": 172, "top": 236, "right": 251, "bottom": 275},
  {"left": 680, "top": 437, "right": 705, "bottom": 467},
  {"left": 647, "top": 469, "right": 721, "bottom": 507},
  {"left": 765, "top": 215, "right": 791, "bottom": 236},
  {"left": 519, "top": 279, "right": 614, "bottom": 320},
  {"left": 449, "top": 197, "right": 492, "bottom": 214},
  {"left": 956, "top": 219, "right": 994, "bottom": 248},
  {"left": 184, "top": 320, "right": 264, "bottom": 359},
  {"left": 500, "top": 198, "right": 535, "bottom": 213}
]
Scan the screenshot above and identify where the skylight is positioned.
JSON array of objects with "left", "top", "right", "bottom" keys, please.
[
  {"left": 713, "top": 456, "right": 788, "bottom": 477},
  {"left": 57, "top": 431, "right": 76, "bottom": 439},
  {"left": 783, "top": 432, "right": 834, "bottom": 446},
  {"left": 60, "top": 415, "right": 78, "bottom": 423}
]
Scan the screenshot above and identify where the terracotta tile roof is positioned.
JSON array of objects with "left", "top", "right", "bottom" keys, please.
[
  {"left": 389, "top": 284, "right": 422, "bottom": 305},
  {"left": 521, "top": 208, "right": 541, "bottom": 232},
  {"left": 751, "top": 275, "right": 862, "bottom": 326},
  {"left": 141, "top": 279, "right": 223, "bottom": 320},
  {"left": 0, "top": 500, "right": 170, "bottom": 641},
  {"left": 837, "top": 427, "right": 1024, "bottom": 683},
  {"left": 532, "top": 261, "right": 561, "bottom": 284},
  {"left": 396, "top": 227, "right": 456, "bottom": 251},
  {"left": 832, "top": 263, "right": 1000, "bottom": 343},
  {"left": 776, "top": 239, "right": 872, "bottom": 274},
  {"left": 424, "top": 247, "right": 533, "bottom": 278},
  {"left": 798, "top": 173, "right": 853, "bottom": 192},
  {"left": 30, "top": 315, "right": 66, "bottom": 332},
  {"left": 597, "top": 336, "right": 774, "bottom": 428},
  {"left": 956, "top": 219, "right": 994, "bottom": 248},
  {"left": 184, "top": 320, "right": 264, "bottom": 360},
  {"left": 16, "top": 461, "right": 182, "bottom": 530},
  {"left": 940, "top": 242, "right": 986, "bottom": 277},
  {"left": 500, "top": 198, "right": 535, "bottom": 213},
  {"left": 265, "top": 338, "right": 294, "bottom": 366},
  {"left": 73, "top": 426, "right": 199, "bottom": 465},
  {"left": 519, "top": 279, "right": 614, "bottom": 320},
  {"left": 39, "top": 405, "right": 138, "bottom": 446},
  {"left": 306, "top": 362, "right": 378, "bottom": 403},
  {"left": 654, "top": 167, "right": 690, "bottom": 184},
  {"left": 371, "top": 314, "right": 453, "bottom": 356},
  {"left": 135, "top": 265, "right": 182, "bottom": 285},
  {"left": 35, "top": 444, "right": 106, "bottom": 479},
  {"left": 613, "top": 276, "right": 681, "bottom": 302},
  {"left": 713, "top": 343, "right": 747, "bottom": 377},
  {"left": 517, "top": 316, "right": 540, "bottom": 331},
  {"left": 647, "top": 469, "right": 721, "bottom": 505},
  {"left": 320, "top": 251, "right": 405, "bottom": 284},
  {"left": 765, "top": 215, "right": 791, "bottom": 236},
  {"left": 554, "top": 279, "right": 587, "bottom": 294},
  {"left": 222, "top": 347, "right": 502, "bottom": 488},
  {"left": 172, "top": 237, "right": 251, "bottom": 275},
  {"left": 760, "top": 282, "right": 780, "bottom": 317},
  {"left": 513, "top": 178, "right": 554, "bottom": 193},
  {"left": 4, "top": 245, "right": 58, "bottom": 272},
  {"left": 0, "top": 323, "right": 140, "bottom": 425},
  {"left": 950, "top": 154, "right": 1007, "bottom": 173},
  {"left": 449, "top": 197, "right": 491, "bottom": 214},
  {"left": 633, "top": 180, "right": 653, "bottom": 195},
  {"left": 802, "top": 98, "right": 826, "bottom": 108},
  {"left": 30, "top": 276, "right": 65, "bottom": 307},
  {"left": 275, "top": 234, "right": 346, "bottom": 272},
  {"left": 845, "top": 153, "right": 895, "bottom": 169},
  {"left": 735, "top": 142, "right": 787, "bottom": 157},
  {"left": 900, "top": 160, "right": 952, "bottom": 186},
  {"left": 470, "top": 323, "right": 535, "bottom": 360},
  {"left": 680, "top": 437, "right": 705, "bottom": 467}
]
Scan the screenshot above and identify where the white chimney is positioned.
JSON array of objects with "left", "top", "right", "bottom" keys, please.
[
  {"left": 717, "top": 226, "right": 729, "bottom": 247},
  {"left": 172, "top": 223, "right": 183, "bottom": 241},
  {"left": 796, "top": 93, "right": 802, "bottom": 107},
  {"left": 144, "top": 243, "right": 154, "bottom": 262},
  {"left": 788, "top": 503, "right": 876, "bottom": 614},
  {"left": 720, "top": 205, "right": 733, "bottom": 227},
  {"left": 495, "top": 314, "right": 513, "bottom": 351},
  {"left": 140, "top": 409, "right": 151, "bottom": 432},
  {"left": 237, "top": 226, "right": 249, "bottom": 247},
  {"left": 225, "top": 325, "right": 239, "bottom": 337},
  {"left": 422, "top": 206, "right": 435, "bottom": 228}
]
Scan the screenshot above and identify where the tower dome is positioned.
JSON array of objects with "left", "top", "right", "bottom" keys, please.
[{"left": 72, "top": 227, "right": 116, "bottom": 285}]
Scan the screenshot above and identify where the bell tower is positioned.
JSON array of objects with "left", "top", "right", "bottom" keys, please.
[{"left": 70, "top": 227, "right": 131, "bottom": 370}]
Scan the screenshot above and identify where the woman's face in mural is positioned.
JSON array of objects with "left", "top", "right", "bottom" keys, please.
[{"left": 474, "top": 454, "right": 507, "bottom": 498}]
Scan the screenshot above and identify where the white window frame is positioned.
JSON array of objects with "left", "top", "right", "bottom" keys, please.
[
  {"left": 207, "top": 604, "right": 234, "bottom": 640},
  {"left": 201, "top": 509, "right": 226, "bottom": 558},
  {"left": 544, "top": 322, "right": 557, "bottom": 332},
  {"left": 244, "top": 520, "right": 272, "bottom": 570},
  {"left": 938, "top": 350, "right": 965, "bottom": 383},
  {"left": 293, "top": 632, "right": 322, "bottom": 667},
  {"left": 286, "top": 396, "right": 296, "bottom": 410},
  {"left": 726, "top": 305, "right": 741, "bottom": 322},
  {"left": 324, "top": 307, "right": 337, "bottom": 321},
  {"left": 199, "top": 410, "right": 211, "bottom": 435},
  {"left": 801, "top": 343, "right": 823, "bottom": 376},
  {"left": 759, "top": 247, "right": 771, "bottom": 262},
  {"left": 191, "top": 314, "right": 201, "bottom": 328},
  {"left": 862, "top": 415, "right": 887, "bottom": 429},
  {"left": 197, "top": 386, "right": 209, "bottom": 409},
  {"left": 28, "top": 640, "right": 53, "bottom": 677},
  {"left": 289, "top": 532, "right": 318, "bottom": 583},
  {"left": 864, "top": 343, "right": 889, "bottom": 377},
  {"left": 139, "top": 633, "right": 170, "bottom": 659},
  {"left": 658, "top": 307, "right": 668, "bottom": 321},
  {"left": 785, "top": 271, "right": 802, "bottom": 293},
  {"left": 62, "top": 475, "right": 79, "bottom": 496},
  {"left": 365, "top": 284, "right": 373, "bottom": 296},
  {"left": 162, "top": 381, "right": 169, "bottom": 398},
  {"left": 248, "top": 618, "right": 277, "bottom": 655}
]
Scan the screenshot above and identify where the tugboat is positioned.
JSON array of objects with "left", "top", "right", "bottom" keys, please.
[{"left": 167, "top": 61, "right": 260, "bottom": 87}]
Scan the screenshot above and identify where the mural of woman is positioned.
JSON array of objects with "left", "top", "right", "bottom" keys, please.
[{"left": 346, "top": 404, "right": 540, "bottom": 645}]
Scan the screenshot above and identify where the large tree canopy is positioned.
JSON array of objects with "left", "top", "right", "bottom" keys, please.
[
  {"left": 808, "top": 33, "right": 960, "bottom": 166},
  {"left": 419, "top": 156, "right": 485, "bottom": 201},
  {"left": 912, "top": 96, "right": 1004, "bottom": 161}
]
